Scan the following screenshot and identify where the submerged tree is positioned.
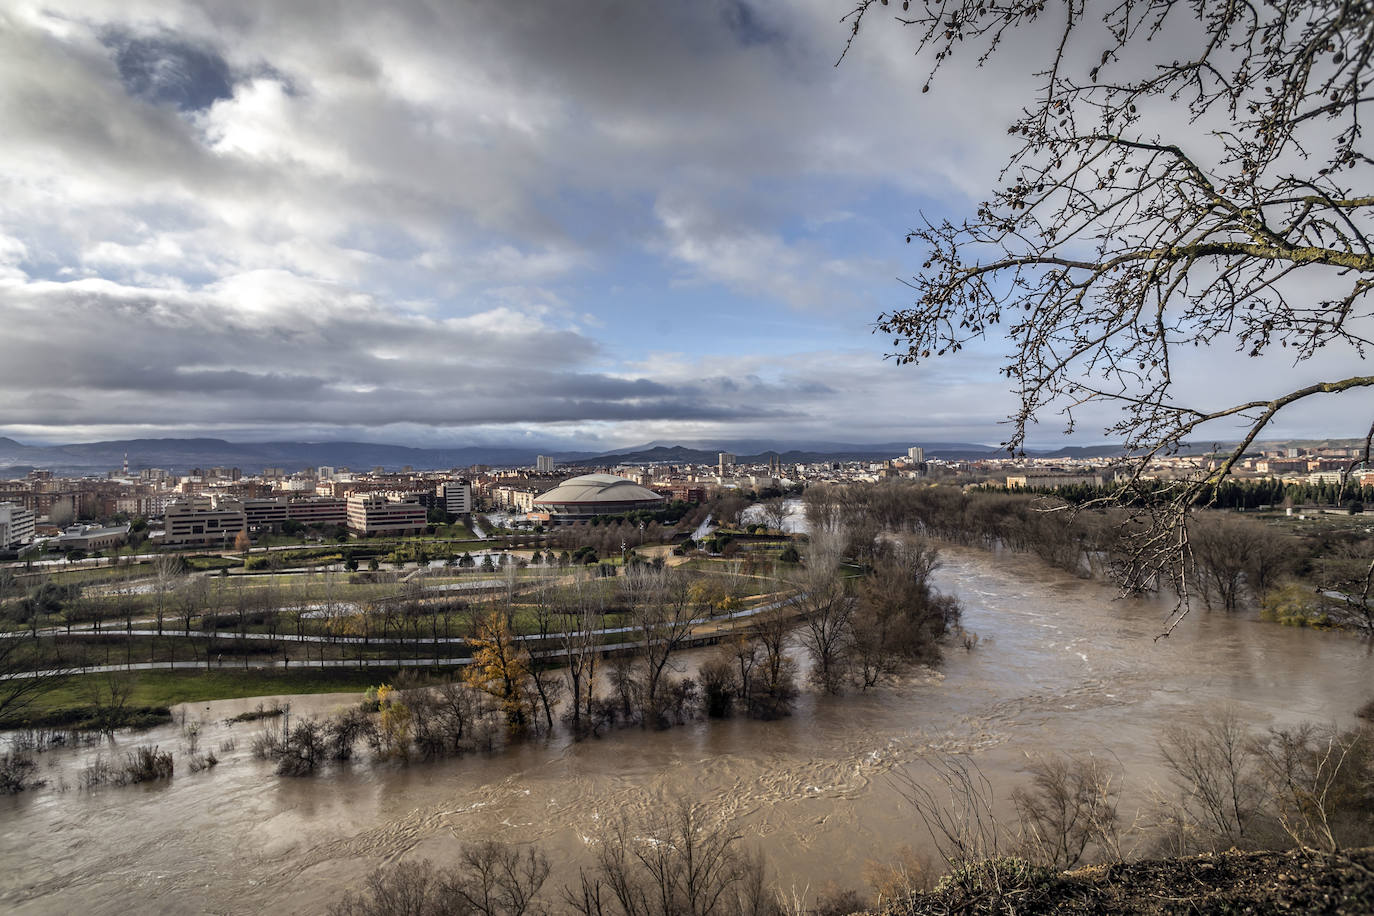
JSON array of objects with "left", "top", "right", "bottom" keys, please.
[
  {"left": 845, "top": 0, "right": 1374, "bottom": 630},
  {"left": 464, "top": 610, "right": 533, "bottom": 732}
]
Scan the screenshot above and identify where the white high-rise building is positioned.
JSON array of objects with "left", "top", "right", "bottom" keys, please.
[
  {"left": 907, "top": 446, "right": 925, "bottom": 463},
  {"left": 718, "top": 452, "right": 736, "bottom": 476},
  {"left": 0, "top": 502, "right": 36, "bottom": 548},
  {"left": 437, "top": 480, "right": 472, "bottom": 515},
  {"left": 536, "top": 455, "right": 555, "bottom": 473}
]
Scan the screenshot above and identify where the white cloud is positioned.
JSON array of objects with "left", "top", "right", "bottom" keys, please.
[{"left": 0, "top": 0, "right": 1357, "bottom": 449}]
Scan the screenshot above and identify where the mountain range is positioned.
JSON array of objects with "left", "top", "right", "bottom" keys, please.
[{"left": 0, "top": 435, "right": 1132, "bottom": 475}]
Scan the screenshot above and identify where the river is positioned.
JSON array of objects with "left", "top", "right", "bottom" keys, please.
[{"left": 2, "top": 545, "right": 1370, "bottom": 914}]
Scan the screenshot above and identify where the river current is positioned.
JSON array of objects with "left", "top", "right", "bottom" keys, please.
[{"left": 2, "top": 545, "right": 1370, "bottom": 914}]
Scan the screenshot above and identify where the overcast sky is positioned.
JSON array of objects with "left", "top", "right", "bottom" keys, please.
[{"left": 0, "top": 0, "right": 1366, "bottom": 450}]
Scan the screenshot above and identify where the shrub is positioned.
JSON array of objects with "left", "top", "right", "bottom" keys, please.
[
  {"left": 187, "top": 751, "right": 218, "bottom": 773},
  {"left": 331, "top": 843, "right": 550, "bottom": 916},
  {"left": 326, "top": 707, "right": 373, "bottom": 761},
  {"left": 933, "top": 856, "right": 1053, "bottom": 898},
  {"left": 699, "top": 657, "right": 736, "bottom": 718},
  {"left": 123, "top": 746, "right": 174, "bottom": 783},
  {"left": 0, "top": 751, "right": 44, "bottom": 794},
  {"left": 224, "top": 701, "right": 287, "bottom": 725},
  {"left": 277, "top": 719, "right": 326, "bottom": 776}
]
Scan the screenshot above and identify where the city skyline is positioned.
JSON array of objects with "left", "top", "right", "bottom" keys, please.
[{"left": 2, "top": 1, "right": 1369, "bottom": 452}]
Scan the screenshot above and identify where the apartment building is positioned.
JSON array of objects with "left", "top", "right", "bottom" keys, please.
[
  {"left": 436, "top": 480, "right": 472, "bottom": 515},
  {"left": 286, "top": 497, "right": 348, "bottom": 528},
  {"left": 346, "top": 493, "right": 426, "bottom": 536},
  {"left": 0, "top": 502, "right": 36, "bottom": 548},
  {"left": 242, "top": 497, "right": 290, "bottom": 528},
  {"left": 163, "top": 499, "right": 248, "bottom": 547}
]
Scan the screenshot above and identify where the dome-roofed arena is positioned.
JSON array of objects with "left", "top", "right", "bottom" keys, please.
[{"left": 530, "top": 473, "right": 665, "bottom": 524}]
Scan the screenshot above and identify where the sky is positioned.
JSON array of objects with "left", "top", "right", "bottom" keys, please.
[{"left": 0, "top": 0, "right": 1368, "bottom": 452}]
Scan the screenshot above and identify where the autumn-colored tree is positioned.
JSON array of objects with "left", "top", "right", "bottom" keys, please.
[
  {"left": 233, "top": 529, "right": 251, "bottom": 553},
  {"left": 463, "top": 610, "right": 533, "bottom": 731},
  {"left": 374, "top": 684, "right": 411, "bottom": 759}
]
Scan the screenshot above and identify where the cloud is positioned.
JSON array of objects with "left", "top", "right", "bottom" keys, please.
[
  {"left": 0, "top": 275, "right": 805, "bottom": 436},
  {"left": 1, "top": 0, "right": 1357, "bottom": 450}
]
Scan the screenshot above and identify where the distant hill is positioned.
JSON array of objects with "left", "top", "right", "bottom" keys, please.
[
  {"left": 3, "top": 433, "right": 1360, "bottom": 477},
  {"left": 0, "top": 437, "right": 602, "bottom": 475},
  {"left": 567, "top": 441, "right": 1128, "bottom": 466},
  {"left": 0, "top": 435, "right": 1104, "bottom": 475}
]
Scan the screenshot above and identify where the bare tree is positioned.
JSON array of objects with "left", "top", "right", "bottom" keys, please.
[
  {"left": 1314, "top": 541, "right": 1374, "bottom": 636},
  {"left": 845, "top": 0, "right": 1374, "bottom": 630},
  {"left": 851, "top": 537, "right": 957, "bottom": 687},
  {"left": 623, "top": 567, "right": 704, "bottom": 727},
  {"left": 150, "top": 554, "right": 186, "bottom": 636},
  {"left": 1181, "top": 511, "right": 1293, "bottom": 611},
  {"left": 1253, "top": 723, "right": 1374, "bottom": 855},
  {"left": 331, "top": 843, "right": 550, "bottom": 916},
  {"left": 82, "top": 670, "right": 135, "bottom": 736},
  {"left": 556, "top": 572, "right": 603, "bottom": 737},
  {"left": 788, "top": 523, "right": 855, "bottom": 694},
  {"left": 1158, "top": 709, "right": 1267, "bottom": 850},
  {"left": 524, "top": 589, "right": 566, "bottom": 735},
  {"left": 565, "top": 801, "right": 778, "bottom": 916},
  {"left": 1012, "top": 754, "right": 1123, "bottom": 869},
  {"left": 744, "top": 608, "right": 797, "bottom": 721},
  {"left": 891, "top": 756, "right": 1009, "bottom": 897},
  {"left": 759, "top": 499, "right": 790, "bottom": 535},
  {"left": 452, "top": 841, "right": 551, "bottom": 916}
]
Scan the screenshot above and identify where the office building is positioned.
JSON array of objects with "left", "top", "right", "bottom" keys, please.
[
  {"left": 346, "top": 494, "right": 426, "bottom": 535},
  {"left": 437, "top": 480, "right": 472, "bottom": 515},
  {"left": 164, "top": 499, "right": 248, "bottom": 546},
  {"left": 0, "top": 502, "right": 36, "bottom": 548}
]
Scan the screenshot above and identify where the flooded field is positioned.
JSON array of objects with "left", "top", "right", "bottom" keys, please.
[{"left": 2, "top": 545, "right": 1370, "bottom": 914}]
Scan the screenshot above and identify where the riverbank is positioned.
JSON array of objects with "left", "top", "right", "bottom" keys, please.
[
  {"left": 3, "top": 546, "right": 1371, "bottom": 915},
  {"left": 871, "top": 847, "right": 1374, "bottom": 915},
  {"left": 0, "top": 665, "right": 457, "bottom": 729}
]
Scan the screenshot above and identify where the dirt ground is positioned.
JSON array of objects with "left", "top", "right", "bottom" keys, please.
[{"left": 875, "top": 847, "right": 1374, "bottom": 915}]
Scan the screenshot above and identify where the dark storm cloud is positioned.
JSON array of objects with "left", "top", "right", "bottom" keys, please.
[{"left": 0, "top": 280, "right": 799, "bottom": 430}]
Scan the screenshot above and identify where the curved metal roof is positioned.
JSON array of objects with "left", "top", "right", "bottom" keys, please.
[{"left": 533, "top": 473, "right": 665, "bottom": 507}]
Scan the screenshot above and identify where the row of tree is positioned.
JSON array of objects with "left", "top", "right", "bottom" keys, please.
[{"left": 802, "top": 481, "right": 1374, "bottom": 634}]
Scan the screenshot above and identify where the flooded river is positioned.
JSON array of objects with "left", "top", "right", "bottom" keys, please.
[{"left": 2, "top": 546, "right": 1370, "bottom": 914}]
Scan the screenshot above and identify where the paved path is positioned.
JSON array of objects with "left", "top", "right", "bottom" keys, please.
[{"left": 12, "top": 593, "right": 801, "bottom": 679}]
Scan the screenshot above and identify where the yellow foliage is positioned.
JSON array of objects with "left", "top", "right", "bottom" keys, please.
[
  {"left": 1261, "top": 582, "right": 1333, "bottom": 628},
  {"left": 379, "top": 700, "right": 411, "bottom": 757},
  {"left": 462, "top": 611, "right": 532, "bottom": 730}
]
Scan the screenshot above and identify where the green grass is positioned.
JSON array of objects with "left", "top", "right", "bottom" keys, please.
[
  {"left": 18, "top": 562, "right": 154, "bottom": 587},
  {"left": 6, "top": 666, "right": 469, "bottom": 728},
  {"left": 430, "top": 523, "right": 477, "bottom": 540},
  {"left": 185, "top": 556, "right": 239, "bottom": 571}
]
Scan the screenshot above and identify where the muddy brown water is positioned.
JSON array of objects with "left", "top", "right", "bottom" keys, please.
[{"left": 2, "top": 546, "right": 1370, "bottom": 915}]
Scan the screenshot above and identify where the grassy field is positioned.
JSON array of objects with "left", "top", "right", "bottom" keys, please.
[
  {"left": 3, "top": 552, "right": 800, "bottom": 727},
  {"left": 16, "top": 561, "right": 155, "bottom": 587},
  {"left": 4, "top": 666, "right": 468, "bottom": 728}
]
